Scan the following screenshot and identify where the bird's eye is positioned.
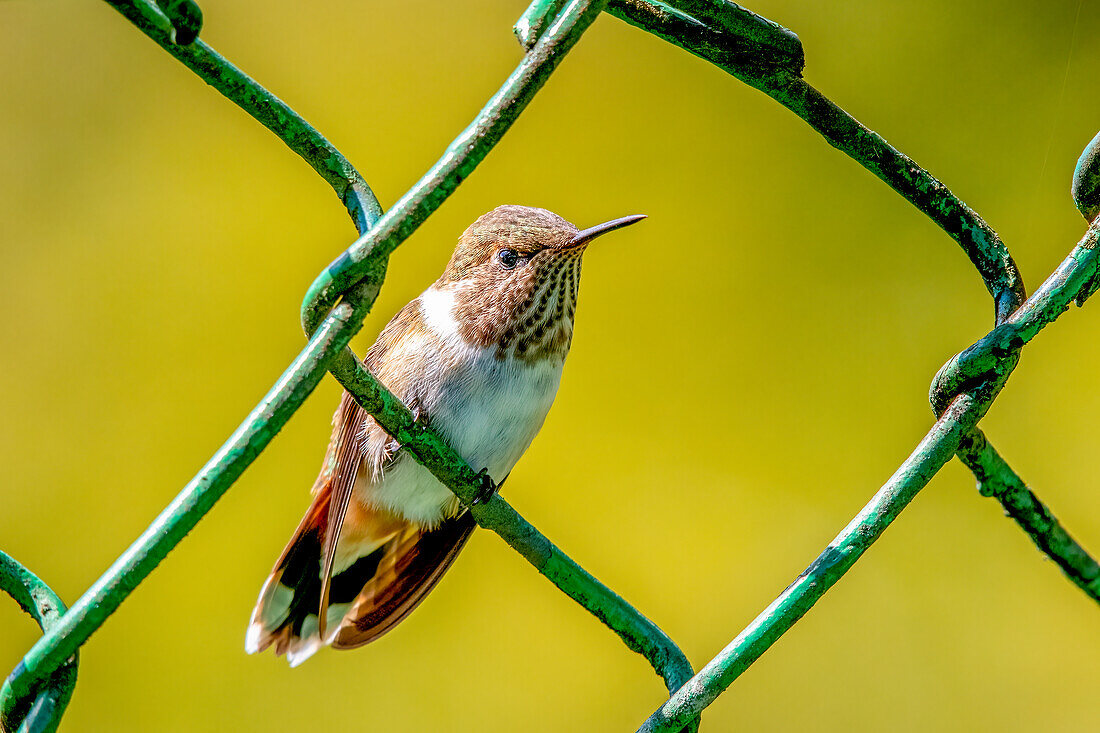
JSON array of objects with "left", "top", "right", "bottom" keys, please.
[{"left": 497, "top": 248, "right": 519, "bottom": 269}]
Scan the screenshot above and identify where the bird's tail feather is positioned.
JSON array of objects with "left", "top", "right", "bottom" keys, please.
[{"left": 246, "top": 488, "right": 476, "bottom": 666}]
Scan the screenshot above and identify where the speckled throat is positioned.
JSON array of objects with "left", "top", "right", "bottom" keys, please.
[
  {"left": 499, "top": 248, "right": 582, "bottom": 362},
  {"left": 453, "top": 247, "right": 582, "bottom": 364}
]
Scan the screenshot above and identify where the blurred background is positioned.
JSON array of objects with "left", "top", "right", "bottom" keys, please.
[{"left": 2, "top": 1, "right": 1099, "bottom": 730}]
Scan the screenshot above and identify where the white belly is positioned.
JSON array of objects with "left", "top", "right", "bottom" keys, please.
[{"left": 366, "top": 287, "right": 565, "bottom": 526}]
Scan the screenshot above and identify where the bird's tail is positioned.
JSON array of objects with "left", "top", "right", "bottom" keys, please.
[{"left": 246, "top": 489, "right": 476, "bottom": 666}]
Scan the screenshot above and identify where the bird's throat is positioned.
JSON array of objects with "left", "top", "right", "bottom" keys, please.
[{"left": 435, "top": 252, "right": 581, "bottom": 364}]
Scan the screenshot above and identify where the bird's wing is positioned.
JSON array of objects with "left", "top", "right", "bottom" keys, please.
[
  {"left": 326, "top": 293, "right": 482, "bottom": 647},
  {"left": 318, "top": 297, "right": 429, "bottom": 636},
  {"left": 316, "top": 390, "right": 366, "bottom": 633}
]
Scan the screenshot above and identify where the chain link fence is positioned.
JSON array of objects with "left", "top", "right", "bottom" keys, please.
[{"left": 3, "top": 1, "right": 1098, "bottom": 731}]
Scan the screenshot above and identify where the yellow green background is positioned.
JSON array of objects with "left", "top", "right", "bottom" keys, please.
[{"left": 3, "top": 1, "right": 1098, "bottom": 730}]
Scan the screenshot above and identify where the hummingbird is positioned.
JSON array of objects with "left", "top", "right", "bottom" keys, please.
[{"left": 245, "top": 205, "right": 645, "bottom": 665}]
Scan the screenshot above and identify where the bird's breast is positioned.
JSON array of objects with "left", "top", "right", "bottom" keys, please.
[
  {"left": 363, "top": 287, "right": 565, "bottom": 525},
  {"left": 432, "top": 345, "right": 564, "bottom": 479}
]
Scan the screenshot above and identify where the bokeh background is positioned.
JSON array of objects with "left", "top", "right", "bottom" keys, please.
[{"left": 3, "top": 1, "right": 1099, "bottom": 730}]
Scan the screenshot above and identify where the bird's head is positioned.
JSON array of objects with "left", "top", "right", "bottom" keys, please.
[{"left": 436, "top": 205, "right": 644, "bottom": 361}]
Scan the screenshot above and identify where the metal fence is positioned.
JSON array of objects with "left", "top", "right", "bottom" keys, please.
[{"left": 3, "top": 1, "right": 1098, "bottom": 731}]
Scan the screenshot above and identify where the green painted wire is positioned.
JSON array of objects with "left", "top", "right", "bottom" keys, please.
[
  {"left": 0, "top": 553, "right": 77, "bottom": 733},
  {"left": 514, "top": 0, "right": 569, "bottom": 48},
  {"left": 103, "top": 0, "right": 382, "bottom": 234},
  {"left": 958, "top": 429, "right": 1100, "bottom": 601}
]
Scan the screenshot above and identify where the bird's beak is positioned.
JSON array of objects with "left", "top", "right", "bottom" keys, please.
[{"left": 564, "top": 214, "right": 647, "bottom": 250}]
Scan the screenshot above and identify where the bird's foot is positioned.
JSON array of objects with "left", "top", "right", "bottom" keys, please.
[
  {"left": 409, "top": 399, "right": 431, "bottom": 429},
  {"left": 471, "top": 469, "right": 498, "bottom": 505}
]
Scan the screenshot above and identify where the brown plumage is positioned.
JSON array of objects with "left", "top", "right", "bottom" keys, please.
[{"left": 246, "top": 205, "right": 644, "bottom": 665}]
